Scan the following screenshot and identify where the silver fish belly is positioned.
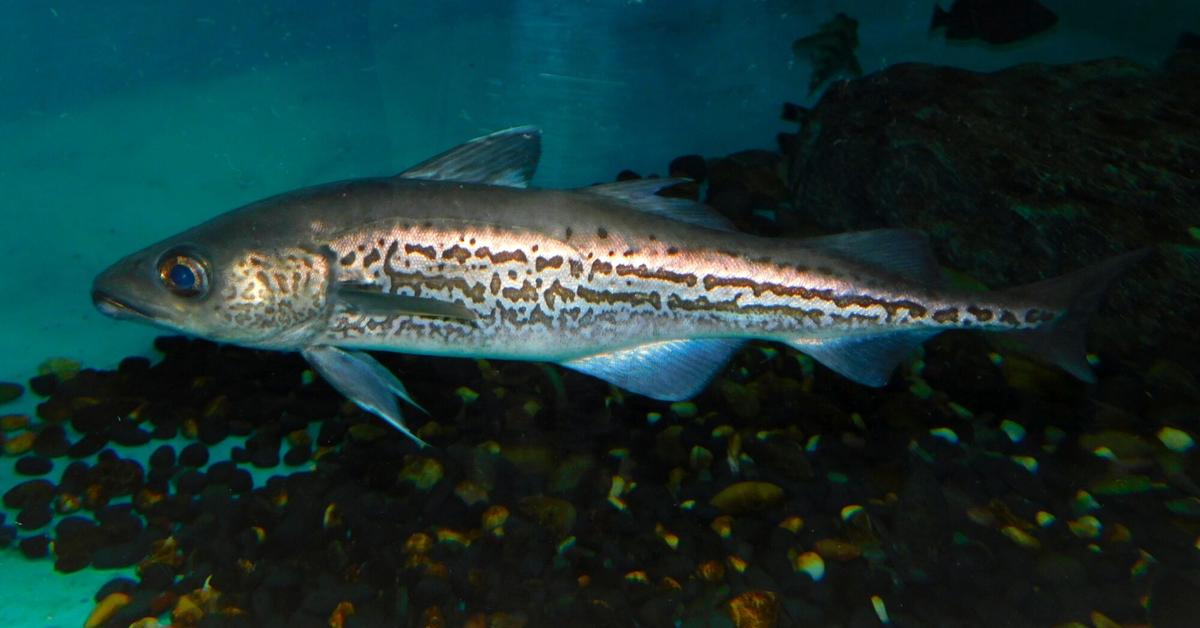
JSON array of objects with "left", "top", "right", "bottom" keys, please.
[{"left": 92, "top": 126, "right": 1147, "bottom": 446}]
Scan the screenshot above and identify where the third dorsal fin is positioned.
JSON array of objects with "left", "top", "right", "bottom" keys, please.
[
  {"left": 800, "top": 229, "right": 943, "bottom": 287},
  {"left": 581, "top": 179, "right": 735, "bottom": 232}
]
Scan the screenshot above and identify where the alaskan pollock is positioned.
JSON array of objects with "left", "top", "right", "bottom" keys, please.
[{"left": 92, "top": 127, "right": 1146, "bottom": 445}]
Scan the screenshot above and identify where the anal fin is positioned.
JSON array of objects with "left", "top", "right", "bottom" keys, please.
[
  {"left": 561, "top": 338, "right": 745, "bottom": 401},
  {"left": 788, "top": 330, "right": 939, "bottom": 386}
]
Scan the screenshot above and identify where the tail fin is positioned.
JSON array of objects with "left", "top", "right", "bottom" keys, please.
[{"left": 999, "top": 249, "right": 1150, "bottom": 382}]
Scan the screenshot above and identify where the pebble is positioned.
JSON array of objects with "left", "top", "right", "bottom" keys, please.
[
  {"left": 91, "top": 540, "right": 148, "bottom": 569},
  {"left": 18, "top": 534, "right": 50, "bottom": 559},
  {"left": 4, "top": 479, "right": 55, "bottom": 510},
  {"left": 149, "top": 445, "right": 176, "bottom": 469},
  {"left": 109, "top": 423, "right": 153, "bottom": 447},
  {"left": 54, "top": 516, "right": 104, "bottom": 569},
  {"left": 178, "top": 443, "right": 209, "bottom": 468},
  {"left": 84, "top": 592, "right": 131, "bottom": 628},
  {"left": 67, "top": 433, "right": 109, "bottom": 458},
  {"left": 32, "top": 425, "right": 70, "bottom": 458},
  {"left": 94, "top": 577, "right": 137, "bottom": 602},
  {"left": 0, "top": 382, "right": 23, "bottom": 404},
  {"left": 250, "top": 445, "right": 280, "bottom": 469},
  {"left": 0, "top": 413, "right": 28, "bottom": 431},
  {"left": 176, "top": 469, "right": 207, "bottom": 495},
  {"left": 16, "top": 504, "right": 53, "bottom": 530},
  {"left": 283, "top": 443, "right": 311, "bottom": 466},
  {"left": 117, "top": 356, "right": 151, "bottom": 375},
  {"left": 3, "top": 431, "right": 35, "bottom": 455},
  {"left": 206, "top": 461, "right": 235, "bottom": 485},
  {"left": 228, "top": 469, "right": 253, "bottom": 494},
  {"left": 230, "top": 446, "right": 250, "bottom": 463},
  {"left": 27, "top": 373, "right": 57, "bottom": 396},
  {"left": 14, "top": 455, "right": 53, "bottom": 477},
  {"left": 197, "top": 419, "right": 229, "bottom": 446},
  {"left": 139, "top": 562, "right": 175, "bottom": 590},
  {"left": 151, "top": 422, "right": 178, "bottom": 440}
]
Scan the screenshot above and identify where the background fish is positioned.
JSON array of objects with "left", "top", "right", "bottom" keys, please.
[
  {"left": 931, "top": 0, "right": 1059, "bottom": 45},
  {"left": 93, "top": 127, "right": 1146, "bottom": 446},
  {"left": 792, "top": 13, "right": 863, "bottom": 95}
]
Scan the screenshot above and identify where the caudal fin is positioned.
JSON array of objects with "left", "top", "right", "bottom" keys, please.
[{"left": 999, "top": 249, "right": 1150, "bottom": 382}]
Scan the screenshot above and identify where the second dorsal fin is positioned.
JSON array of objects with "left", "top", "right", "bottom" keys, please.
[
  {"left": 582, "top": 179, "right": 735, "bottom": 232},
  {"left": 398, "top": 126, "right": 541, "bottom": 188}
]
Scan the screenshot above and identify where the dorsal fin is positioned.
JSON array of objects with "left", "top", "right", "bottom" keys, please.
[
  {"left": 800, "top": 229, "right": 943, "bottom": 286},
  {"left": 582, "top": 179, "right": 735, "bottom": 232},
  {"left": 397, "top": 126, "right": 541, "bottom": 188}
]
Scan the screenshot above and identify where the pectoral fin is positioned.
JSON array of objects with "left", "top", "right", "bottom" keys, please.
[
  {"left": 302, "top": 345, "right": 429, "bottom": 447},
  {"left": 561, "top": 338, "right": 744, "bottom": 401},
  {"left": 337, "top": 283, "right": 477, "bottom": 322}
]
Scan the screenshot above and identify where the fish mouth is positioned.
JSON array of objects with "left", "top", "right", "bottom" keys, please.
[{"left": 92, "top": 290, "right": 157, "bottom": 322}]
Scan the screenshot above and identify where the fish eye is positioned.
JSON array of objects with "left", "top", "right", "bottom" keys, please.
[{"left": 157, "top": 250, "right": 210, "bottom": 297}]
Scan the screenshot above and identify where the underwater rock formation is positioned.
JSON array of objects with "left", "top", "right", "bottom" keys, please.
[{"left": 784, "top": 51, "right": 1200, "bottom": 362}]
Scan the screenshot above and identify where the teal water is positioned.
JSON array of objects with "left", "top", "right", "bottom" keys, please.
[{"left": 0, "top": 1, "right": 1196, "bottom": 626}]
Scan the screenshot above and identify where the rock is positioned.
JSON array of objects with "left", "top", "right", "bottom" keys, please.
[
  {"left": 0, "top": 414, "right": 29, "bottom": 431},
  {"left": 94, "top": 577, "right": 137, "bottom": 602},
  {"left": 32, "top": 425, "right": 70, "bottom": 458},
  {"left": 67, "top": 433, "right": 108, "bottom": 458},
  {"left": 19, "top": 534, "right": 50, "bottom": 559},
  {"left": 27, "top": 373, "right": 58, "bottom": 397},
  {"left": 710, "top": 482, "right": 785, "bottom": 515},
  {"left": 4, "top": 479, "right": 55, "bottom": 510},
  {"left": 284, "top": 443, "right": 312, "bottom": 466},
  {"left": 15, "top": 455, "right": 53, "bottom": 477},
  {"left": 0, "top": 382, "right": 22, "bottom": 405},
  {"left": 149, "top": 445, "right": 176, "bottom": 470},
  {"left": 785, "top": 56, "right": 1199, "bottom": 362},
  {"left": 179, "top": 443, "right": 209, "bottom": 468},
  {"left": 38, "top": 357, "right": 81, "bottom": 381},
  {"left": 110, "top": 423, "right": 152, "bottom": 447}
]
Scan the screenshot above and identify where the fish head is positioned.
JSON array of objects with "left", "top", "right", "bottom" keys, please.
[{"left": 92, "top": 212, "right": 333, "bottom": 349}]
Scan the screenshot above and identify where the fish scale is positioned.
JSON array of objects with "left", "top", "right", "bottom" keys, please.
[
  {"left": 312, "top": 187, "right": 1061, "bottom": 364},
  {"left": 92, "top": 126, "right": 1148, "bottom": 445}
]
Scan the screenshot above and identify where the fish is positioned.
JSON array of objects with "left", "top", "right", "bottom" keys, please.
[
  {"left": 93, "top": 126, "right": 1147, "bottom": 446},
  {"left": 931, "top": 0, "right": 1058, "bottom": 46},
  {"left": 792, "top": 13, "right": 862, "bottom": 95}
]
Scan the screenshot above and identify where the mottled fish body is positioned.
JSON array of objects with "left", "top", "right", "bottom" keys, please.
[{"left": 93, "top": 127, "right": 1146, "bottom": 445}]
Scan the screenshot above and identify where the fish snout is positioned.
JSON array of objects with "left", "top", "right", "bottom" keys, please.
[{"left": 92, "top": 261, "right": 156, "bottom": 322}]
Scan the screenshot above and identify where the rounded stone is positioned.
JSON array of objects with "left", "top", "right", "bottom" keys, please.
[
  {"left": 149, "top": 445, "right": 176, "bottom": 470},
  {"left": 178, "top": 443, "right": 209, "bottom": 468},
  {"left": 0, "top": 382, "right": 23, "bottom": 405},
  {"left": 16, "top": 505, "right": 53, "bottom": 530},
  {"left": 15, "top": 455, "right": 53, "bottom": 477},
  {"left": 32, "top": 426, "right": 70, "bottom": 458},
  {"left": 67, "top": 433, "right": 108, "bottom": 459},
  {"left": 18, "top": 534, "right": 50, "bottom": 559}
]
